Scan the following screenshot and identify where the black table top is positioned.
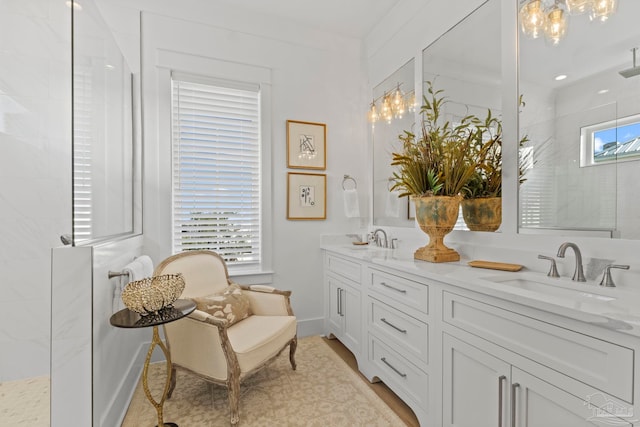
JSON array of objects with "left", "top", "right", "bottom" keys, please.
[{"left": 110, "top": 299, "right": 196, "bottom": 329}]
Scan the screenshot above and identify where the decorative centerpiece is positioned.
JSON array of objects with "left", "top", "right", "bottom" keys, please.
[
  {"left": 121, "top": 273, "right": 186, "bottom": 315},
  {"left": 390, "top": 81, "right": 479, "bottom": 263}
]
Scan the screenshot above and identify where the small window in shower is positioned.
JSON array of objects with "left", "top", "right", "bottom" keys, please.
[{"left": 580, "top": 113, "right": 640, "bottom": 167}]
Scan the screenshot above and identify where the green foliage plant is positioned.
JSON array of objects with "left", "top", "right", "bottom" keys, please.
[
  {"left": 390, "top": 81, "right": 481, "bottom": 198},
  {"left": 465, "top": 109, "right": 502, "bottom": 199},
  {"left": 465, "top": 94, "right": 532, "bottom": 199}
]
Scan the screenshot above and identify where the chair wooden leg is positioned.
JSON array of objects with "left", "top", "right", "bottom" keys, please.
[
  {"left": 228, "top": 375, "right": 240, "bottom": 426},
  {"left": 289, "top": 336, "right": 297, "bottom": 371},
  {"left": 167, "top": 367, "right": 177, "bottom": 398}
]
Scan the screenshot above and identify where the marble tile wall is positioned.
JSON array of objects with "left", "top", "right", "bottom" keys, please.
[{"left": 0, "top": 0, "right": 72, "bottom": 381}]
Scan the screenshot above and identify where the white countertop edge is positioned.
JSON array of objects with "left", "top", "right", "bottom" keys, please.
[{"left": 322, "top": 244, "right": 640, "bottom": 338}]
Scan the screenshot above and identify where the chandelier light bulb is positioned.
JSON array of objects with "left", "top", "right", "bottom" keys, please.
[
  {"left": 565, "top": 0, "right": 594, "bottom": 15},
  {"left": 381, "top": 94, "right": 393, "bottom": 124},
  {"left": 367, "top": 101, "right": 379, "bottom": 123},
  {"left": 407, "top": 92, "right": 416, "bottom": 113},
  {"left": 589, "top": 0, "right": 616, "bottom": 22},
  {"left": 519, "top": 0, "right": 546, "bottom": 39},
  {"left": 544, "top": 4, "right": 567, "bottom": 46},
  {"left": 391, "top": 86, "right": 405, "bottom": 119}
]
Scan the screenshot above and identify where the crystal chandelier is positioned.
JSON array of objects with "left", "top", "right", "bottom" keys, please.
[
  {"left": 367, "top": 84, "right": 416, "bottom": 126},
  {"left": 590, "top": 0, "right": 617, "bottom": 21},
  {"left": 519, "top": 0, "right": 616, "bottom": 45}
]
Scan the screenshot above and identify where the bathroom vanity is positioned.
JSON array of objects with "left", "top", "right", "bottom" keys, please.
[{"left": 323, "top": 245, "right": 640, "bottom": 427}]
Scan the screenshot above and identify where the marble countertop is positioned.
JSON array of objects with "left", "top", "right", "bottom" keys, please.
[{"left": 322, "top": 244, "right": 640, "bottom": 338}]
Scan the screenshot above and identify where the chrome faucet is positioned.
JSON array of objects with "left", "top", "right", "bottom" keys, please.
[
  {"left": 556, "top": 242, "right": 586, "bottom": 282},
  {"left": 372, "top": 229, "right": 388, "bottom": 248}
]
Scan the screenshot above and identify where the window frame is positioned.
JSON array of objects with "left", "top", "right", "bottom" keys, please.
[
  {"left": 157, "top": 51, "right": 273, "bottom": 281},
  {"left": 580, "top": 113, "right": 640, "bottom": 167},
  {"left": 171, "top": 74, "right": 262, "bottom": 266}
]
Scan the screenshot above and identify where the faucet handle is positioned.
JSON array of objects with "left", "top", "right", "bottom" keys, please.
[
  {"left": 538, "top": 255, "right": 560, "bottom": 278},
  {"left": 599, "top": 264, "right": 630, "bottom": 287}
]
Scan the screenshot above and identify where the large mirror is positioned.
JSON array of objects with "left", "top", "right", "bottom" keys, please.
[
  {"left": 371, "top": 0, "right": 502, "bottom": 228},
  {"left": 73, "top": 0, "right": 142, "bottom": 244},
  {"left": 518, "top": 0, "right": 640, "bottom": 239},
  {"left": 372, "top": 59, "right": 416, "bottom": 227}
]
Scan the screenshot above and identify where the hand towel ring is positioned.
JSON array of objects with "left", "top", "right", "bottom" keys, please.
[{"left": 342, "top": 175, "right": 357, "bottom": 190}]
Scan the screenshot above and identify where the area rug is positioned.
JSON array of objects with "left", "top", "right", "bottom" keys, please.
[{"left": 121, "top": 335, "right": 406, "bottom": 426}]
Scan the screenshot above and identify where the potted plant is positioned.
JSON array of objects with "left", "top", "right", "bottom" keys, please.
[
  {"left": 461, "top": 96, "right": 531, "bottom": 232},
  {"left": 390, "top": 81, "right": 480, "bottom": 263},
  {"left": 461, "top": 110, "right": 503, "bottom": 232}
]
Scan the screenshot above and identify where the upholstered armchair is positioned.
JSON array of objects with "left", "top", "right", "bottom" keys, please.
[{"left": 153, "top": 250, "right": 297, "bottom": 426}]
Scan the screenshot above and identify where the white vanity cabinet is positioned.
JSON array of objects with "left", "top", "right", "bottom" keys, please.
[
  {"left": 322, "top": 248, "right": 638, "bottom": 427},
  {"left": 365, "top": 266, "right": 432, "bottom": 427},
  {"left": 324, "top": 253, "right": 363, "bottom": 359},
  {"left": 443, "top": 333, "right": 633, "bottom": 427},
  {"left": 442, "top": 333, "right": 509, "bottom": 427},
  {"left": 442, "top": 291, "right": 635, "bottom": 427}
]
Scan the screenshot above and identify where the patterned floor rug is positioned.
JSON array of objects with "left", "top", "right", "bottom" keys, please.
[{"left": 121, "top": 335, "right": 406, "bottom": 426}]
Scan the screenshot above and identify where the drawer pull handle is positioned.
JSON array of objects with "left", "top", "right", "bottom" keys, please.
[
  {"left": 380, "top": 318, "right": 407, "bottom": 334},
  {"left": 511, "top": 382, "right": 520, "bottom": 427},
  {"left": 381, "top": 357, "right": 407, "bottom": 378},
  {"left": 498, "top": 375, "right": 506, "bottom": 427},
  {"left": 380, "top": 281, "right": 407, "bottom": 294}
]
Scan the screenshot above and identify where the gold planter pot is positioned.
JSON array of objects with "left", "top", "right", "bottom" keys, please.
[
  {"left": 412, "top": 195, "right": 461, "bottom": 263},
  {"left": 461, "top": 197, "right": 502, "bottom": 232}
]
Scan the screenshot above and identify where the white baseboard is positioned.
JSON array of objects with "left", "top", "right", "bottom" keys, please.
[
  {"left": 296, "top": 317, "right": 324, "bottom": 338},
  {"left": 99, "top": 342, "right": 147, "bottom": 427}
]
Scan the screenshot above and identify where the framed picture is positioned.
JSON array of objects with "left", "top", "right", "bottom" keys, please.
[
  {"left": 287, "top": 172, "right": 326, "bottom": 220},
  {"left": 286, "top": 120, "right": 326, "bottom": 169}
]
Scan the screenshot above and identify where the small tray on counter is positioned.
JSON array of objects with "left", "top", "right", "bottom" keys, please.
[{"left": 468, "top": 260, "right": 523, "bottom": 272}]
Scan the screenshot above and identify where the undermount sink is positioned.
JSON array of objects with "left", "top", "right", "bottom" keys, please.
[{"left": 482, "top": 274, "right": 617, "bottom": 302}]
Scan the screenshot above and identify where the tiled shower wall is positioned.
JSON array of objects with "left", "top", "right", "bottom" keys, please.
[{"left": 0, "top": 1, "right": 71, "bottom": 381}]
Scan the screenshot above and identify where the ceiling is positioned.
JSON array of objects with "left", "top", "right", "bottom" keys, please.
[{"left": 211, "top": 0, "right": 402, "bottom": 39}]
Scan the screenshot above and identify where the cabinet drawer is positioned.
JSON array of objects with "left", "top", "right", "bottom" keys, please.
[
  {"left": 368, "top": 268, "right": 428, "bottom": 314},
  {"left": 443, "top": 292, "right": 634, "bottom": 403},
  {"left": 369, "top": 335, "right": 429, "bottom": 409},
  {"left": 326, "top": 254, "right": 361, "bottom": 283},
  {"left": 369, "top": 297, "right": 428, "bottom": 366}
]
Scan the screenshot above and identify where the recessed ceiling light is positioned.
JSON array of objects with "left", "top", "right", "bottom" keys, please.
[
  {"left": 597, "top": 89, "right": 609, "bottom": 95},
  {"left": 554, "top": 74, "right": 567, "bottom": 81}
]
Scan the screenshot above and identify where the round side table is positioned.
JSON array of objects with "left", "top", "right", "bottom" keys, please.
[{"left": 110, "top": 299, "right": 196, "bottom": 427}]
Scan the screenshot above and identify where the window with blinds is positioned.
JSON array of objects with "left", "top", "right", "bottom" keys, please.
[
  {"left": 171, "top": 75, "right": 261, "bottom": 266},
  {"left": 73, "top": 64, "right": 93, "bottom": 242}
]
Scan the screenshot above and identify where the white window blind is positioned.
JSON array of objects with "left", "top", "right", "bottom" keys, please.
[
  {"left": 171, "top": 75, "right": 261, "bottom": 266},
  {"left": 73, "top": 64, "right": 93, "bottom": 241}
]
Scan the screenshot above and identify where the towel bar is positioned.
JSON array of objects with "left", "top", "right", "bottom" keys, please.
[
  {"left": 108, "top": 271, "right": 130, "bottom": 279},
  {"left": 342, "top": 174, "right": 357, "bottom": 190}
]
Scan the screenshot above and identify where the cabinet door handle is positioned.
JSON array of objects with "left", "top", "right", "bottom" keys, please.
[
  {"left": 380, "top": 281, "right": 407, "bottom": 294},
  {"left": 336, "top": 288, "right": 342, "bottom": 316},
  {"left": 498, "top": 375, "right": 506, "bottom": 427},
  {"left": 381, "top": 357, "right": 407, "bottom": 378},
  {"left": 511, "top": 382, "right": 520, "bottom": 427},
  {"left": 380, "top": 318, "right": 407, "bottom": 334}
]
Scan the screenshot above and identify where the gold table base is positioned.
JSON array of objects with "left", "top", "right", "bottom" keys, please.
[{"left": 142, "top": 325, "right": 178, "bottom": 427}]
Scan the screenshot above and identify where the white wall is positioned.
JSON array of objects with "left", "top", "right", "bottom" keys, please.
[
  {"left": 96, "top": 0, "right": 370, "bottom": 336},
  {"left": 0, "top": 0, "right": 71, "bottom": 381},
  {"left": 364, "top": 0, "right": 640, "bottom": 290}
]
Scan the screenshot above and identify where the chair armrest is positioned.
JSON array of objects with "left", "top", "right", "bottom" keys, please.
[
  {"left": 240, "top": 285, "right": 294, "bottom": 316},
  {"left": 188, "top": 308, "right": 229, "bottom": 328}
]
